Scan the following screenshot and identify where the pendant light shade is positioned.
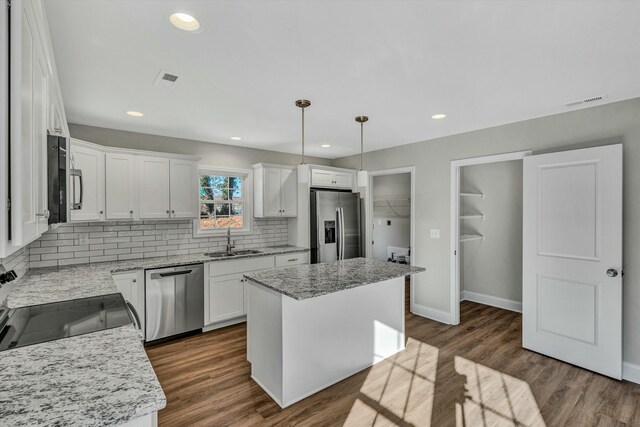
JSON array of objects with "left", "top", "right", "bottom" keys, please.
[
  {"left": 355, "top": 115, "right": 369, "bottom": 187},
  {"left": 295, "top": 99, "right": 311, "bottom": 164}
]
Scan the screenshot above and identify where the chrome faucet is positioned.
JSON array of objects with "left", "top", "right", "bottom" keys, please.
[{"left": 226, "top": 227, "right": 235, "bottom": 254}]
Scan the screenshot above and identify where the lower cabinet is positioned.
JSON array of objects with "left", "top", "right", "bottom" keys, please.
[
  {"left": 112, "top": 271, "right": 145, "bottom": 337},
  {"left": 205, "top": 253, "right": 309, "bottom": 327}
]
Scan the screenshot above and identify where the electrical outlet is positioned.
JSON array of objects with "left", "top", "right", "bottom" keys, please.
[
  {"left": 430, "top": 229, "right": 440, "bottom": 239},
  {"left": 386, "top": 220, "right": 392, "bottom": 226}
]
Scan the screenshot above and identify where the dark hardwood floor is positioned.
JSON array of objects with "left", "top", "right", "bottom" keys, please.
[{"left": 146, "top": 283, "right": 640, "bottom": 426}]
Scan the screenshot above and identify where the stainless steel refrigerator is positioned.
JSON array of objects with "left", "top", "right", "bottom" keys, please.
[{"left": 310, "top": 189, "right": 362, "bottom": 264}]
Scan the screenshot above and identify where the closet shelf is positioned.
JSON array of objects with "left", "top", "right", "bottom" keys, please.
[
  {"left": 460, "top": 192, "right": 485, "bottom": 199},
  {"left": 460, "top": 234, "right": 484, "bottom": 242},
  {"left": 460, "top": 213, "right": 484, "bottom": 220}
]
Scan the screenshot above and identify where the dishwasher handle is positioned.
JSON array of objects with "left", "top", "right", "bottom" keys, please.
[
  {"left": 125, "top": 301, "right": 141, "bottom": 330},
  {"left": 150, "top": 270, "right": 193, "bottom": 279}
]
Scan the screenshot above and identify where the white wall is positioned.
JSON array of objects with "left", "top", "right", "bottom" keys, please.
[
  {"left": 371, "top": 174, "right": 411, "bottom": 261},
  {"left": 460, "top": 160, "right": 522, "bottom": 303},
  {"left": 333, "top": 97, "right": 640, "bottom": 365}
]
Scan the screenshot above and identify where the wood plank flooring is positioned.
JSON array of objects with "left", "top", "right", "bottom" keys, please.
[{"left": 146, "top": 285, "right": 640, "bottom": 426}]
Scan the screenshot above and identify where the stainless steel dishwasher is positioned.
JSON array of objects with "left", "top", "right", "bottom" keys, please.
[{"left": 145, "top": 264, "right": 204, "bottom": 342}]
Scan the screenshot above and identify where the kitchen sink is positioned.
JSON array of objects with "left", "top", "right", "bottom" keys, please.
[{"left": 204, "top": 249, "right": 263, "bottom": 258}]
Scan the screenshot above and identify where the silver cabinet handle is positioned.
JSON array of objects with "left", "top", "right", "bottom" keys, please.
[
  {"left": 166, "top": 210, "right": 170, "bottom": 214},
  {"left": 288, "top": 258, "right": 298, "bottom": 262},
  {"left": 171, "top": 210, "right": 175, "bottom": 214},
  {"left": 36, "top": 210, "right": 50, "bottom": 219},
  {"left": 607, "top": 269, "right": 619, "bottom": 278},
  {"left": 130, "top": 210, "right": 134, "bottom": 214},
  {"left": 99, "top": 210, "right": 104, "bottom": 214},
  {"left": 125, "top": 301, "right": 141, "bottom": 330}
]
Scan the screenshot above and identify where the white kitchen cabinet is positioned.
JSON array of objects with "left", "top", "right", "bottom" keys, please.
[
  {"left": 138, "top": 157, "right": 170, "bottom": 219},
  {"left": 275, "top": 252, "right": 309, "bottom": 268},
  {"left": 208, "top": 273, "right": 246, "bottom": 323},
  {"left": 253, "top": 164, "right": 298, "bottom": 217},
  {"left": 70, "top": 142, "right": 104, "bottom": 222},
  {"left": 105, "top": 153, "right": 137, "bottom": 220},
  {"left": 112, "top": 271, "right": 145, "bottom": 336},
  {"left": 169, "top": 159, "right": 198, "bottom": 218},
  {"left": 310, "top": 167, "right": 355, "bottom": 190},
  {"left": 9, "top": 0, "right": 49, "bottom": 246}
]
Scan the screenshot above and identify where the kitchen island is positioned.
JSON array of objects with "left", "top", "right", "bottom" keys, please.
[{"left": 243, "top": 257, "right": 425, "bottom": 408}]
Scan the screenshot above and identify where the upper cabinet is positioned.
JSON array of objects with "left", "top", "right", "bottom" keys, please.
[
  {"left": 169, "top": 159, "right": 198, "bottom": 218},
  {"left": 105, "top": 152, "right": 137, "bottom": 220},
  {"left": 70, "top": 140, "right": 199, "bottom": 222},
  {"left": 253, "top": 164, "right": 297, "bottom": 218},
  {"left": 70, "top": 141, "right": 105, "bottom": 222},
  {"left": 310, "top": 167, "right": 355, "bottom": 190}
]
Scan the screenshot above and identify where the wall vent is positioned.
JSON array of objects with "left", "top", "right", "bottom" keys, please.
[
  {"left": 566, "top": 95, "right": 607, "bottom": 108},
  {"left": 154, "top": 70, "right": 179, "bottom": 87}
]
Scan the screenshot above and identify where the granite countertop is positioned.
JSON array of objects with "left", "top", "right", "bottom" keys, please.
[
  {"left": 244, "top": 257, "right": 426, "bottom": 300},
  {"left": 6, "top": 245, "right": 309, "bottom": 309},
  {"left": 0, "top": 324, "right": 166, "bottom": 426}
]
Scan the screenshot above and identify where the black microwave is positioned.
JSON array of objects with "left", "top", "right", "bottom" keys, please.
[{"left": 47, "top": 134, "right": 67, "bottom": 224}]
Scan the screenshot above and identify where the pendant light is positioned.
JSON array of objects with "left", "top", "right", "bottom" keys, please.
[
  {"left": 355, "top": 115, "right": 369, "bottom": 187},
  {"left": 295, "top": 99, "right": 311, "bottom": 164}
]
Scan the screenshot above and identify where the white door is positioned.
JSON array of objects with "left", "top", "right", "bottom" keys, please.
[
  {"left": 138, "top": 157, "right": 170, "bottom": 219},
  {"left": 263, "top": 168, "right": 282, "bottom": 217},
  {"left": 311, "top": 169, "right": 334, "bottom": 188},
  {"left": 105, "top": 153, "right": 137, "bottom": 220},
  {"left": 169, "top": 159, "right": 197, "bottom": 218},
  {"left": 70, "top": 144, "right": 105, "bottom": 221},
  {"left": 333, "top": 171, "right": 353, "bottom": 189},
  {"left": 523, "top": 144, "right": 622, "bottom": 379},
  {"left": 280, "top": 169, "right": 297, "bottom": 217}
]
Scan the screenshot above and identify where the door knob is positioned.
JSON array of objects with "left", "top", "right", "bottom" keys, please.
[{"left": 607, "top": 269, "right": 619, "bottom": 278}]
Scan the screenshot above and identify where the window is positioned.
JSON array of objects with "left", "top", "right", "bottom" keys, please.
[{"left": 196, "top": 169, "right": 251, "bottom": 235}]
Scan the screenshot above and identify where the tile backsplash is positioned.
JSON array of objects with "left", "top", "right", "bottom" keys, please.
[
  {"left": 0, "top": 246, "right": 30, "bottom": 302},
  {"left": 29, "top": 218, "right": 289, "bottom": 268}
]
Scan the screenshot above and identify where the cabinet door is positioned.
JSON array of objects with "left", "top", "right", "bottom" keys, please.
[
  {"left": 333, "top": 171, "right": 354, "bottom": 189},
  {"left": 263, "top": 168, "right": 282, "bottom": 217},
  {"left": 105, "top": 153, "right": 137, "bottom": 219},
  {"left": 209, "top": 273, "right": 245, "bottom": 324},
  {"left": 138, "top": 157, "right": 170, "bottom": 219},
  {"left": 169, "top": 159, "right": 197, "bottom": 218},
  {"left": 280, "top": 169, "right": 297, "bottom": 217},
  {"left": 10, "top": 1, "right": 48, "bottom": 245},
  {"left": 70, "top": 144, "right": 104, "bottom": 221},
  {"left": 311, "top": 169, "right": 334, "bottom": 188}
]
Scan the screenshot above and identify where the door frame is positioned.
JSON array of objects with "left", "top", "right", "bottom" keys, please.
[
  {"left": 366, "top": 166, "right": 416, "bottom": 312},
  {"left": 449, "top": 151, "right": 532, "bottom": 325}
]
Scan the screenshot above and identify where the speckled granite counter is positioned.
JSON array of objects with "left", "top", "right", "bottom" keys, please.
[
  {"left": 244, "top": 257, "right": 425, "bottom": 300},
  {"left": 6, "top": 246, "right": 309, "bottom": 309},
  {"left": 1, "top": 245, "right": 307, "bottom": 426},
  {"left": 0, "top": 324, "right": 165, "bottom": 426}
]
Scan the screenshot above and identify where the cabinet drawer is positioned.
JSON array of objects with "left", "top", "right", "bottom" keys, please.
[
  {"left": 209, "top": 255, "right": 275, "bottom": 276},
  {"left": 275, "top": 252, "right": 309, "bottom": 267}
]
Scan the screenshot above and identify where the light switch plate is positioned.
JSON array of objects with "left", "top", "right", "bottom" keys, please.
[{"left": 430, "top": 229, "right": 440, "bottom": 239}]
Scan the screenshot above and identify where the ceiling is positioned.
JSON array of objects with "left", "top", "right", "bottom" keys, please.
[{"left": 45, "top": 0, "right": 640, "bottom": 159}]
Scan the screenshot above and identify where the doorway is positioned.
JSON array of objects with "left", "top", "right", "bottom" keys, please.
[{"left": 367, "top": 167, "right": 415, "bottom": 312}]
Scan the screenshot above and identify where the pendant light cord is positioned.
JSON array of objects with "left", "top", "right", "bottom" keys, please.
[
  {"left": 360, "top": 122, "right": 364, "bottom": 171},
  {"left": 301, "top": 107, "right": 305, "bottom": 165}
]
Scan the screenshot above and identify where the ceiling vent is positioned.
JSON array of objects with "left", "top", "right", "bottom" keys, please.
[
  {"left": 566, "top": 95, "right": 607, "bottom": 108},
  {"left": 153, "top": 70, "right": 179, "bottom": 87}
]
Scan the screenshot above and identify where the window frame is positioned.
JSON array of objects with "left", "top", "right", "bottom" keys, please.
[{"left": 193, "top": 166, "right": 253, "bottom": 237}]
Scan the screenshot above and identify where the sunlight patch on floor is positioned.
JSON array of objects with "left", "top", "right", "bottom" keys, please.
[
  {"left": 454, "top": 356, "right": 546, "bottom": 427},
  {"left": 344, "top": 337, "right": 439, "bottom": 426}
]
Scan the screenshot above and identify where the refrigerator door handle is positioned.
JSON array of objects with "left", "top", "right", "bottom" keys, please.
[
  {"left": 341, "top": 207, "right": 346, "bottom": 260},
  {"left": 336, "top": 207, "right": 341, "bottom": 261}
]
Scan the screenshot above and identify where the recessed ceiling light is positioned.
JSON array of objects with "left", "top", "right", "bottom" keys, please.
[
  {"left": 126, "top": 111, "right": 144, "bottom": 117},
  {"left": 230, "top": 136, "right": 243, "bottom": 141},
  {"left": 321, "top": 144, "right": 331, "bottom": 148},
  {"left": 169, "top": 13, "right": 201, "bottom": 32},
  {"left": 431, "top": 113, "right": 446, "bottom": 120}
]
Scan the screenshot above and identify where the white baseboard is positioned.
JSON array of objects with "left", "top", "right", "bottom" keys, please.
[
  {"left": 460, "top": 290, "right": 522, "bottom": 313},
  {"left": 623, "top": 361, "right": 640, "bottom": 384},
  {"left": 203, "top": 316, "right": 246, "bottom": 332},
  {"left": 411, "top": 302, "right": 453, "bottom": 324}
]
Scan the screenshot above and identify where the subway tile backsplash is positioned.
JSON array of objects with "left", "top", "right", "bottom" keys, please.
[{"left": 29, "top": 218, "right": 289, "bottom": 268}]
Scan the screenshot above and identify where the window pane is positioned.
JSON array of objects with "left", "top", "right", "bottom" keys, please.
[
  {"left": 215, "top": 203, "right": 230, "bottom": 216},
  {"left": 229, "top": 177, "right": 242, "bottom": 190},
  {"left": 200, "top": 187, "right": 215, "bottom": 201},
  {"left": 200, "top": 202, "right": 216, "bottom": 216},
  {"left": 231, "top": 204, "right": 243, "bottom": 215},
  {"left": 230, "top": 189, "right": 242, "bottom": 200},
  {"left": 214, "top": 176, "right": 229, "bottom": 189}
]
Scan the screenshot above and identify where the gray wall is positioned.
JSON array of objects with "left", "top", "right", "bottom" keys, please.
[
  {"left": 68, "top": 124, "right": 333, "bottom": 169},
  {"left": 333, "top": 97, "right": 640, "bottom": 365},
  {"left": 460, "top": 161, "right": 522, "bottom": 302}
]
